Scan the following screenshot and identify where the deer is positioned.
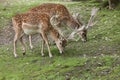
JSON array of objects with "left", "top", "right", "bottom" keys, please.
[
  {"left": 27, "top": 3, "right": 83, "bottom": 49},
  {"left": 12, "top": 12, "right": 67, "bottom": 58},
  {"left": 28, "top": 3, "right": 98, "bottom": 49}
]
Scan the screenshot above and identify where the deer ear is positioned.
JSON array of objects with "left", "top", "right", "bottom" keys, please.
[
  {"left": 56, "top": 33, "right": 62, "bottom": 40},
  {"left": 72, "top": 13, "right": 80, "bottom": 20},
  {"left": 50, "top": 15, "right": 60, "bottom": 26}
]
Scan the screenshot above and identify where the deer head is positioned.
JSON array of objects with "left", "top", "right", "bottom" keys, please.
[
  {"left": 55, "top": 38, "right": 66, "bottom": 54},
  {"left": 68, "top": 7, "right": 99, "bottom": 42},
  {"left": 49, "top": 21, "right": 67, "bottom": 54}
]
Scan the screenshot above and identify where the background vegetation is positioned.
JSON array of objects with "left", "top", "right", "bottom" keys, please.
[{"left": 0, "top": 0, "right": 120, "bottom": 80}]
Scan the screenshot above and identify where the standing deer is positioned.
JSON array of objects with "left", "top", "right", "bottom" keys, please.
[
  {"left": 12, "top": 12, "right": 66, "bottom": 58},
  {"left": 27, "top": 3, "right": 84, "bottom": 49}
]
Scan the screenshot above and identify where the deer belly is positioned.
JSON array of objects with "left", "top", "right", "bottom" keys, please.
[
  {"left": 22, "top": 22, "right": 41, "bottom": 35},
  {"left": 23, "top": 29, "right": 38, "bottom": 35}
]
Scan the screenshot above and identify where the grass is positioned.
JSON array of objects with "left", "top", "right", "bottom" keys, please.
[{"left": 0, "top": 0, "right": 120, "bottom": 80}]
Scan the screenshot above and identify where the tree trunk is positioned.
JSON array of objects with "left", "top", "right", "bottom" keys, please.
[
  {"left": 102, "top": 0, "right": 120, "bottom": 9},
  {"left": 108, "top": 0, "right": 112, "bottom": 9}
]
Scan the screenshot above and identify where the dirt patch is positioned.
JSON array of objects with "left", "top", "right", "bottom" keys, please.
[{"left": 0, "top": 24, "right": 14, "bottom": 45}]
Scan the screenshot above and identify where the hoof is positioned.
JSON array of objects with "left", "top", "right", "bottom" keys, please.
[
  {"left": 41, "top": 54, "right": 45, "bottom": 57},
  {"left": 23, "top": 52, "right": 26, "bottom": 56},
  {"left": 30, "top": 46, "right": 33, "bottom": 50},
  {"left": 14, "top": 54, "right": 18, "bottom": 58},
  {"left": 49, "top": 55, "right": 53, "bottom": 58},
  {"left": 14, "top": 56, "right": 19, "bottom": 58}
]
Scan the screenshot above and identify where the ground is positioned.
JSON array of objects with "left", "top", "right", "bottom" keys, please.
[{"left": 0, "top": 0, "right": 120, "bottom": 80}]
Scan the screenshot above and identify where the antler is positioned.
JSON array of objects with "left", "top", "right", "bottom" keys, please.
[
  {"left": 86, "top": 7, "right": 99, "bottom": 29},
  {"left": 72, "top": 13, "right": 83, "bottom": 26},
  {"left": 67, "top": 25, "right": 86, "bottom": 41}
]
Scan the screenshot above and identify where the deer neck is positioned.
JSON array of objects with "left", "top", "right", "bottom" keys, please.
[
  {"left": 67, "top": 17, "right": 79, "bottom": 29},
  {"left": 50, "top": 27, "right": 60, "bottom": 42}
]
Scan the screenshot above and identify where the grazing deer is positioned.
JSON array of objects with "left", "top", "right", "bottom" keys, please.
[
  {"left": 12, "top": 12, "right": 66, "bottom": 58},
  {"left": 68, "top": 7, "right": 99, "bottom": 40},
  {"left": 27, "top": 3, "right": 84, "bottom": 49}
]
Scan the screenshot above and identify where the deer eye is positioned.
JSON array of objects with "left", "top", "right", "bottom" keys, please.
[
  {"left": 81, "top": 32, "right": 85, "bottom": 35},
  {"left": 82, "top": 33, "right": 84, "bottom": 35},
  {"left": 59, "top": 42, "right": 62, "bottom": 45}
]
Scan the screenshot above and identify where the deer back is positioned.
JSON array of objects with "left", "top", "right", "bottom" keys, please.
[
  {"left": 13, "top": 13, "right": 53, "bottom": 33},
  {"left": 29, "top": 3, "right": 80, "bottom": 29},
  {"left": 29, "top": 3, "right": 70, "bottom": 18}
]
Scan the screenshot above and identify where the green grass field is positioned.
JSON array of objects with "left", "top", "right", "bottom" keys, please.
[{"left": 0, "top": 0, "right": 120, "bottom": 80}]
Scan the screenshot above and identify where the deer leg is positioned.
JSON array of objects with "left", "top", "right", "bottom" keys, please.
[
  {"left": 40, "top": 35, "right": 45, "bottom": 56},
  {"left": 13, "top": 34, "right": 18, "bottom": 58},
  {"left": 19, "top": 36, "right": 26, "bottom": 56},
  {"left": 29, "top": 35, "right": 33, "bottom": 49},
  {"left": 41, "top": 32, "right": 53, "bottom": 58},
  {"left": 13, "top": 31, "right": 21, "bottom": 58},
  {"left": 41, "top": 39, "right": 45, "bottom": 56}
]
